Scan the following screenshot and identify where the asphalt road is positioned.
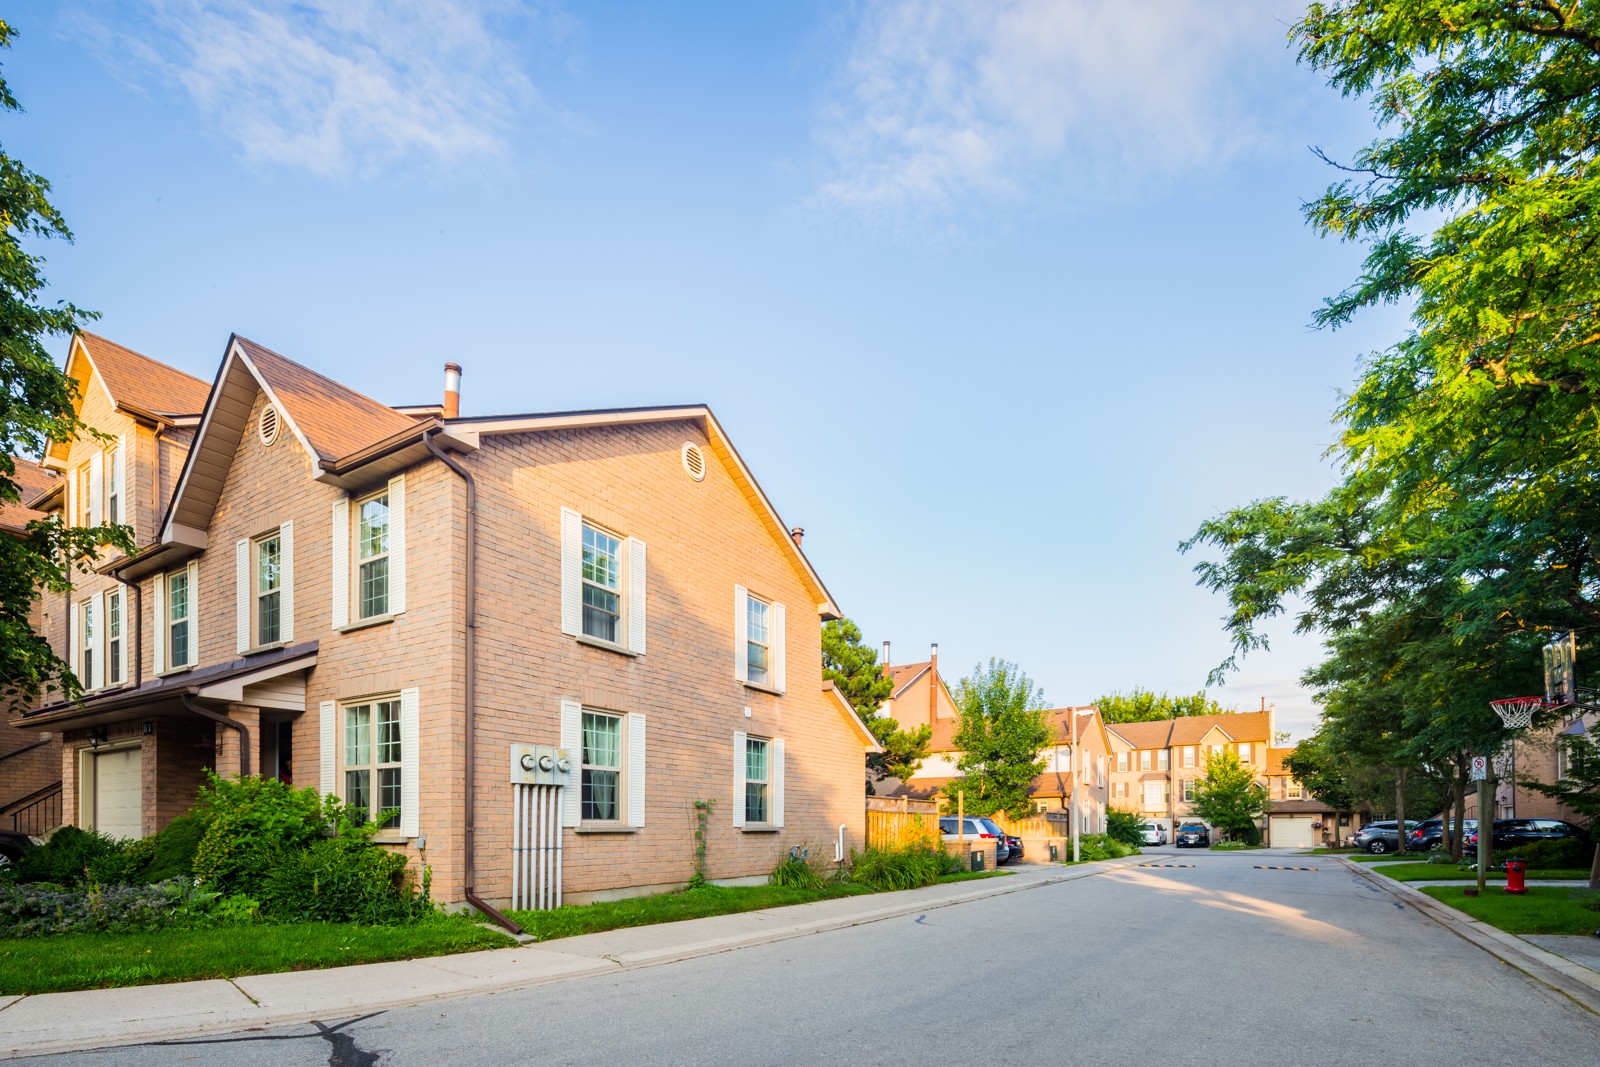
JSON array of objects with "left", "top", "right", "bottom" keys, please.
[{"left": 16, "top": 848, "right": 1600, "bottom": 1066}]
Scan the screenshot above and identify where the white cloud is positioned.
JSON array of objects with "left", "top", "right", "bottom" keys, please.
[
  {"left": 813, "top": 0, "right": 1283, "bottom": 215},
  {"left": 77, "top": 0, "right": 573, "bottom": 177}
]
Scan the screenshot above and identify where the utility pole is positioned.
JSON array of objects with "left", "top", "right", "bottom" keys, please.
[{"left": 1071, "top": 709, "right": 1080, "bottom": 863}]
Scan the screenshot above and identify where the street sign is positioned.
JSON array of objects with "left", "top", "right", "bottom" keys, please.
[{"left": 1470, "top": 755, "right": 1489, "bottom": 781}]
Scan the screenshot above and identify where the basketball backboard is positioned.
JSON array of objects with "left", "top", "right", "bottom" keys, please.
[{"left": 1544, "top": 630, "right": 1577, "bottom": 707}]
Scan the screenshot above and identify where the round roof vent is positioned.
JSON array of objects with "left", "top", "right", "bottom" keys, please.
[
  {"left": 259, "top": 404, "right": 281, "bottom": 446},
  {"left": 681, "top": 442, "right": 706, "bottom": 481}
]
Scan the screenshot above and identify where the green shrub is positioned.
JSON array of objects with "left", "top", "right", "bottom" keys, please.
[
  {"left": 1426, "top": 849, "right": 1457, "bottom": 865},
  {"left": 11, "top": 827, "right": 129, "bottom": 889},
  {"left": 769, "top": 847, "right": 827, "bottom": 890},
  {"left": 1572, "top": 888, "right": 1600, "bottom": 913},
  {"left": 1501, "top": 837, "right": 1593, "bottom": 871},
  {"left": 1067, "top": 834, "right": 1139, "bottom": 862},
  {"left": 259, "top": 834, "right": 425, "bottom": 924},
  {"left": 140, "top": 814, "right": 206, "bottom": 883},
  {"left": 191, "top": 773, "right": 336, "bottom": 895},
  {"left": 849, "top": 843, "right": 953, "bottom": 890},
  {"left": 1104, "top": 807, "right": 1145, "bottom": 847}
]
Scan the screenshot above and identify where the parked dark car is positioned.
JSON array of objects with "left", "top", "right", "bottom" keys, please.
[
  {"left": 1407, "top": 817, "right": 1477, "bottom": 853},
  {"left": 976, "top": 818, "right": 1015, "bottom": 865},
  {"left": 1004, "top": 834, "right": 1023, "bottom": 860},
  {"left": 939, "top": 816, "right": 1010, "bottom": 864},
  {"left": 1175, "top": 822, "right": 1210, "bottom": 848},
  {"left": 0, "top": 829, "right": 40, "bottom": 864},
  {"left": 1352, "top": 820, "right": 1420, "bottom": 854},
  {"left": 1464, "top": 818, "right": 1587, "bottom": 856}
]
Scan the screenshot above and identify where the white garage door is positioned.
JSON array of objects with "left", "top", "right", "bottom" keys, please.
[
  {"left": 94, "top": 747, "right": 143, "bottom": 841},
  {"left": 1269, "top": 815, "right": 1315, "bottom": 849}
]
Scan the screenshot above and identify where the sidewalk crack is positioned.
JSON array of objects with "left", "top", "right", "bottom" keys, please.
[
  {"left": 0, "top": 996, "right": 24, "bottom": 1015},
  {"left": 228, "top": 978, "right": 261, "bottom": 1006}
]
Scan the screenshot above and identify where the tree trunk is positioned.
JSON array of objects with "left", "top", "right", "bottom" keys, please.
[
  {"left": 1451, "top": 758, "right": 1470, "bottom": 862},
  {"left": 1589, "top": 839, "right": 1599, "bottom": 892},
  {"left": 1394, "top": 769, "right": 1408, "bottom": 855}
]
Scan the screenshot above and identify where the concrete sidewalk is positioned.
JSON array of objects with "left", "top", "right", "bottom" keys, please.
[
  {"left": 0, "top": 861, "right": 1124, "bottom": 1059},
  {"left": 1342, "top": 857, "right": 1600, "bottom": 1014}
]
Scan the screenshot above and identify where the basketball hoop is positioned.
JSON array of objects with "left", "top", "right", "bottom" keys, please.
[{"left": 1489, "top": 696, "right": 1547, "bottom": 731}]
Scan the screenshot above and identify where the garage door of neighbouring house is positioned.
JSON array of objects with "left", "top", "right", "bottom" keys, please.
[
  {"left": 1269, "top": 815, "right": 1315, "bottom": 849},
  {"left": 93, "top": 747, "right": 142, "bottom": 841}
]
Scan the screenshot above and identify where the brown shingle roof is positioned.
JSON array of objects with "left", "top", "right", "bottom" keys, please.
[
  {"left": 76, "top": 331, "right": 210, "bottom": 417},
  {"left": 1169, "top": 711, "right": 1270, "bottom": 745},
  {"left": 1105, "top": 720, "right": 1174, "bottom": 748},
  {"left": 1266, "top": 746, "right": 1294, "bottom": 777},
  {"left": 889, "top": 662, "right": 930, "bottom": 696},
  {"left": 234, "top": 337, "right": 418, "bottom": 462}
]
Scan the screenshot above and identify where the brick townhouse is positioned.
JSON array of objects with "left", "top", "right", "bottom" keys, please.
[
  {"left": 1104, "top": 710, "right": 1273, "bottom": 838},
  {"left": 16, "top": 331, "right": 878, "bottom": 913}
]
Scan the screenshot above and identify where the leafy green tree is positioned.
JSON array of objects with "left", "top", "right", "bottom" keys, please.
[
  {"left": 1104, "top": 806, "right": 1145, "bottom": 847},
  {"left": 1520, "top": 732, "right": 1600, "bottom": 887},
  {"left": 1190, "top": 750, "right": 1268, "bottom": 843},
  {"left": 1095, "top": 688, "right": 1233, "bottom": 724},
  {"left": 0, "top": 20, "right": 130, "bottom": 712},
  {"left": 941, "top": 659, "right": 1051, "bottom": 820},
  {"left": 820, "top": 618, "right": 931, "bottom": 784}
]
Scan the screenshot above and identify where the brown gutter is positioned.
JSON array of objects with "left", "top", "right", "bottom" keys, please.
[
  {"left": 425, "top": 430, "right": 524, "bottom": 936},
  {"left": 180, "top": 694, "right": 250, "bottom": 776},
  {"left": 319, "top": 417, "right": 443, "bottom": 477}
]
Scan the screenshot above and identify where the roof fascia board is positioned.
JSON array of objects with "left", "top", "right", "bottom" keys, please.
[
  {"left": 890, "top": 665, "right": 931, "bottom": 699},
  {"left": 231, "top": 342, "right": 321, "bottom": 467},
  {"left": 825, "top": 683, "right": 884, "bottom": 752}
]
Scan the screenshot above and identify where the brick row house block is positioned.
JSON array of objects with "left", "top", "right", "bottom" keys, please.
[{"left": 19, "top": 332, "right": 879, "bottom": 909}]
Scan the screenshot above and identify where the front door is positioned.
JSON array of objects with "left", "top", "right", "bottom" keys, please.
[{"left": 93, "top": 746, "right": 142, "bottom": 840}]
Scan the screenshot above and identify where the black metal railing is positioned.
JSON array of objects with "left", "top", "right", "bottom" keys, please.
[{"left": 1, "top": 781, "right": 62, "bottom": 836}]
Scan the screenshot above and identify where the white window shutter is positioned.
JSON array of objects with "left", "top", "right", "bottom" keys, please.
[
  {"left": 319, "top": 700, "right": 337, "bottom": 797},
  {"left": 93, "top": 591, "right": 106, "bottom": 691},
  {"left": 772, "top": 738, "right": 785, "bottom": 828},
  {"left": 88, "top": 452, "right": 103, "bottom": 527},
  {"left": 559, "top": 507, "right": 582, "bottom": 637},
  {"left": 627, "top": 537, "right": 646, "bottom": 654},
  {"left": 70, "top": 601, "right": 81, "bottom": 686},
  {"left": 115, "top": 434, "right": 128, "bottom": 525},
  {"left": 733, "top": 585, "right": 748, "bottom": 683},
  {"left": 151, "top": 573, "right": 165, "bottom": 674},
  {"left": 627, "top": 712, "right": 646, "bottom": 828},
  {"left": 773, "top": 602, "right": 786, "bottom": 693},
  {"left": 65, "top": 468, "right": 76, "bottom": 527},
  {"left": 280, "top": 521, "right": 294, "bottom": 642},
  {"left": 387, "top": 475, "right": 406, "bottom": 615},
  {"left": 186, "top": 560, "right": 199, "bottom": 665},
  {"left": 399, "top": 687, "right": 420, "bottom": 837},
  {"left": 560, "top": 698, "right": 582, "bottom": 827},
  {"left": 235, "top": 539, "right": 250, "bottom": 654},
  {"left": 732, "top": 730, "right": 747, "bottom": 827},
  {"left": 331, "top": 497, "right": 349, "bottom": 629}
]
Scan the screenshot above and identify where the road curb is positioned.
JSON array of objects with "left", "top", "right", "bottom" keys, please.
[
  {"left": 0, "top": 858, "right": 1140, "bottom": 1059},
  {"left": 1340, "top": 858, "right": 1600, "bottom": 1015}
]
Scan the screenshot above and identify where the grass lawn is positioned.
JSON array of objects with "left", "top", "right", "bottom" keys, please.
[
  {"left": 1420, "top": 885, "right": 1600, "bottom": 935},
  {"left": 1370, "top": 862, "right": 1591, "bottom": 883},
  {"left": 505, "top": 870, "right": 1005, "bottom": 941},
  {"left": 0, "top": 915, "right": 514, "bottom": 996}
]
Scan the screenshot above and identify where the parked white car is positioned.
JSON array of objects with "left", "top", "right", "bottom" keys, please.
[{"left": 1140, "top": 822, "right": 1168, "bottom": 846}]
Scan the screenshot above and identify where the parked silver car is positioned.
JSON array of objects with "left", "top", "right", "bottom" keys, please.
[
  {"left": 1140, "top": 822, "right": 1168, "bottom": 846},
  {"left": 939, "top": 816, "right": 1011, "bottom": 863}
]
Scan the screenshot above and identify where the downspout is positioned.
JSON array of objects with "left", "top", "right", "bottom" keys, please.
[
  {"left": 426, "top": 430, "right": 524, "bottom": 935},
  {"left": 180, "top": 693, "right": 250, "bottom": 776},
  {"left": 128, "top": 579, "right": 142, "bottom": 689}
]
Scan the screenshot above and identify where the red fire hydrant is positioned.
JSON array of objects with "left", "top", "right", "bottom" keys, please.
[{"left": 1505, "top": 859, "right": 1528, "bottom": 895}]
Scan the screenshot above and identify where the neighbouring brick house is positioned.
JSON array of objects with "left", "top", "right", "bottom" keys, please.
[
  {"left": 19, "top": 331, "right": 878, "bottom": 912},
  {"left": 1103, "top": 710, "right": 1273, "bottom": 837},
  {"left": 1025, "top": 705, "right": 1110, "bottom": 833},
  {"left": 1262, "top": 746, "right": 1364, "bottom": 848}
]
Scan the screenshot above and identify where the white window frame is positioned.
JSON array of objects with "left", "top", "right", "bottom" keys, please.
[
  {"left": 342, "top": 696, "right": 403, "bottom": 829},
  {"left": 1238, "top": 742, "right": 1252, "bottom": 765},
  {"left": 160, "top": 562, "right": 198, "bottom": 671},
  {"left": 1183, "top": 745, "right": 1196, "bottom": 768},
  {"left": 732, "top": 730, "right": 784, "bottom": 829},
  {"left": 1158, "top": 749, "right": 1169, "bottom": 771},
  {"left": 255, "top": 531, "right": 283, "bottom": 646},
  {"left": 78, "top": 595, "right": 97, "bottom": 691},
  {"left": 1139, "top": 750, "right": 1153, "bottom": 772},
  {"left": 745, "top": 594, "right": 772, "bottom": 687},
  {"left": 558, "top": 700, "right": 646, "bottom": 829},
  {"left": 1182, "top": 779, "right": 1195, "bottom": 802},
  {"left": 580, "top": 520, "right": 625, "bottom": 644},
  {"left": 744, "top": 736, "right": 771, "bottom": 824},
  {"left": 355, "top": 488, "right": 391, "bottom": 620},
  {"left": 580, "top": 710, "right": 627, "bottom": 825},
  {"left": 559, "top": 508, "right": 645, "bottom": 654},
  {"left": 733, "top": 585, "right": 785, "bottom": 692},
  {"left": 1116, "top": 751, "right": 1128, "bottom": 773},
  {"left": 1287, "top": 781, "right": 1304, "bottom": 800},
  {"left": 107, "top": 588, "right": 123, "bottom": 686}
]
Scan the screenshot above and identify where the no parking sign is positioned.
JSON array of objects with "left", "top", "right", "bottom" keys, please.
[{"left": 1470, "top": 755, "right": 1489, "bottom": 780}]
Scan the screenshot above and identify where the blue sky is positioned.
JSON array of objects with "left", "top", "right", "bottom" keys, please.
[{"left": 8, "top": 1, "right": 1409, "bottom": 739}]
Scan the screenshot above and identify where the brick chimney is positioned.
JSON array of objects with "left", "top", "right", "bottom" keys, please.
[
  {"left": 929, "top": 642, "right": 939, "bottom": 725},
  {"left": 443, "top": 362, "right": 462, "bottom": 419}
]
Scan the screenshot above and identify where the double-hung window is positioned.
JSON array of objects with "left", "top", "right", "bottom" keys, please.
[
  {"left": 345, "top": 698, "right": 402, "bottom": 828},
  {"left": 581, "top": 524, "right": 622, "bottom": 643},
  {"left": 732, "top": 731, "right": 784, "bottom": 829},
  {"left": 76, "top": 464, "right": 91, "bottom": 525},
  {"left": 1182, "top": 779, "right": 1195, "bottom": 802},
  {"left": 559, "top": 700, "right": 647, "bottom": 829},
  {"left": 1139, "top": 750, "right": 1153, "bottom": 771},
  {"left": 104, "top": 443, "right": 121, "bottom": 525},
  {"left": 1287, "top": 781, "right": 1303, "bottom": 799},
  {"left": 1157, "top": 749, "right": 1169, "bottom": 771},
  {"left": 107, "top": 590, "right": 122, "bottom": 685},
  {"left": 1182, "top": 746, "right": 1195, "bottom": 768},
  {"left": 1116, "top": 751, "right": 1129, "bottom": 773},
  {"left": 559, "top": 508, "right": 645, "bottom": 654},
  {"left": 358, "top": 493, "right": 389, "bottom": 619},
  {"left": 1237, "top": 742, "right": 1252, "bottom": 765},
  {"left": 154, "top": 563, "right": 198, "bottom": 672},
  {"left": 80, "top": 597, "right": 95, "bottom": 688},
  {"left": 256, "top": 533, "right": 282, "bottom": 644},
  {"left": 581, "top": 711, "right": 623, "bottom": 822},
  {"left": 733, "top": 586, "right": 786, "bottom": 692},
  {"left": 331, "top": 477, "right": 404, "bottom": 629}
]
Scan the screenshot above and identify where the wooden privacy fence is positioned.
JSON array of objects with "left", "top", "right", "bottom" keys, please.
[
  {"left": 994, "top": 813, "right": 1070, "bottom": 839},
  {"left": 866, "top": 796, "right": 940, "bottom": 849}
]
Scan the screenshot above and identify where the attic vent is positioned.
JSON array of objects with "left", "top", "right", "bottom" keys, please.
[
  {"left": 681, "top": 442, "right": 706, "bottom": 482},
  {"left": 259, "top": 404, "right": 281, "bottom": 446}
]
